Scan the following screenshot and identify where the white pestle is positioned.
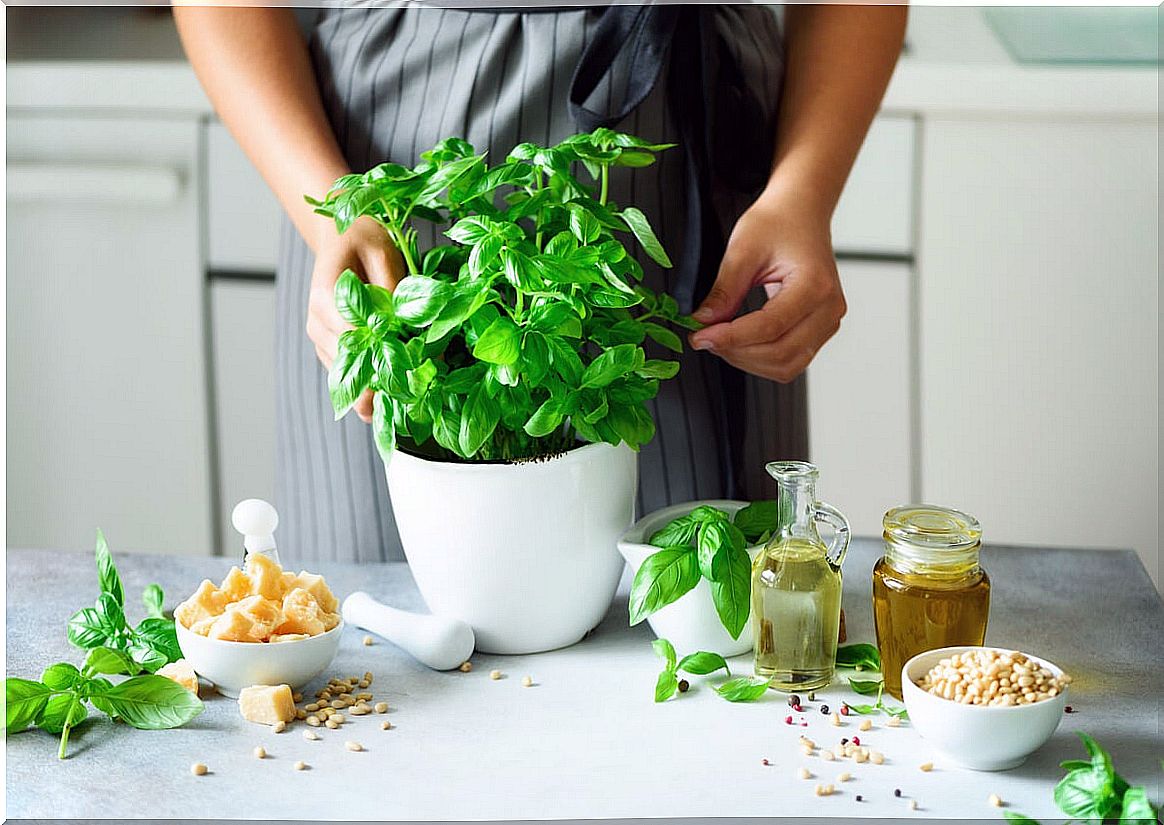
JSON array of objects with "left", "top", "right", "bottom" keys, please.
[
  {"left": 342, "top": 592, "right": 475, "bottom": 671},
  {"left": 231, "top": 498, "right": 281, "bottom": 566}
]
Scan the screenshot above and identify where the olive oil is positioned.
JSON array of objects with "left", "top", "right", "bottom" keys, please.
[
  {"left": 750, "top": 462, "right": 849, "bottom": 692},
  {"left": 753, "top": 538, "right": 843, "bottom": 690}
]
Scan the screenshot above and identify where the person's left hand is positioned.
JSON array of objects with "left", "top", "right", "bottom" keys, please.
[{"left": 688, "top": 191, "right": 847, "bottom": 383}]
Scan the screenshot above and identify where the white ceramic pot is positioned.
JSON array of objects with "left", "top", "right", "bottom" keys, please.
[
  {"left": 386, "top": 442, "right": 636, "bottom": 654},
  {"left": 618, "top": 500, "right": 762, "bottom": 657}
]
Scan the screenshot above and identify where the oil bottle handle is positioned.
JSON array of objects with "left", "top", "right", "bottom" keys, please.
[{"left": 814, "top": 502, "right": 851, "bottom": 568}]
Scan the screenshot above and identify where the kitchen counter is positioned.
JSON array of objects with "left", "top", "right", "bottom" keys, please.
[{"left": 5, "top": 540, "right": 1162, "bottom": 822}]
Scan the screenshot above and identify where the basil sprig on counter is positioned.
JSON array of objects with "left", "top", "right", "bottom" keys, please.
[
  {"left": 651, "top": 638, "right": 773, "bottom": 703},
  {"left": 1004, "top": 732, "right": 1159, "bottom": 824},
  {"left": 835, "top": 644, "right": 909, "bottom": 720},
  {"left": 4, "top": 531, "right": 202, "bottom": 758},
  {"left": 630, "top": 501, "right": 776, "bottom": 640}
]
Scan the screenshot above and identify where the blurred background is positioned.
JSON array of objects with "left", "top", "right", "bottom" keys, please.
[{"left": 5, "top": 6, "right": 1160, "bottom": 589}]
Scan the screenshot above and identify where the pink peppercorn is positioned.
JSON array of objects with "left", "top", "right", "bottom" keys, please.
[
  {"left": 840, "top": 705, "right": 850, "bottom": 716},
  {"left": 762, "top": 758, "right": 770, "bottom": 766},
  {"left": 852, "top": 736, "right": 861, "bottom": 746},
  {"left": 785, "top": 715, "right": 793, "bottom": 725}
]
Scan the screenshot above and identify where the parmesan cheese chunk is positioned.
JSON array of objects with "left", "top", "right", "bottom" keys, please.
[
  {"left": 238, "top": 684, "right": 296, "bottom": 725},
  {"left": 157, "top": 659, "right": 199, "bottom": 696}
]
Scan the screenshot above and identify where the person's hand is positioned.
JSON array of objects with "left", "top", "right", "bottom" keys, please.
[
  {"left": 688, "top": 192, "right": 846, "bottom": 383},
  {"left": 307, "top": 216, "right": 406, "bottom": 422}
]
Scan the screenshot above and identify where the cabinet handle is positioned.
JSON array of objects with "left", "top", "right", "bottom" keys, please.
[{"left": 6, "top": 163, "right": 183, "bottom": 205}]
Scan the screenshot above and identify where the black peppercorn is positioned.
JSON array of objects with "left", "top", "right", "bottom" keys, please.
[
  {"left": 894, "top": 789, "right": 902, "bottom": 798},
  {"left": 820, "top": 704, "right": 830, "bottom": 714},
  {"left": 788, "top": 694, "right": 801, "bottom": 707},
  {"left": 677, "top": 679, "right": 690, "bottom": 693},
  {"left": 855, "top": 795, "right": 863, "bottom": 802}
]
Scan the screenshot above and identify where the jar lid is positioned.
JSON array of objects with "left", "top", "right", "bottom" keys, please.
[{"left": 883, "top": 504, "right": 981, "bottom": 550}]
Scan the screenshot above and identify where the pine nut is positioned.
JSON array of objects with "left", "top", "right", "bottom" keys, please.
[
  {"left": 357, "top": 692, "right": 373, "bottom": 701},
  {"left": 306, "top": 715, "right": 321, "bottom": 727},
  {"left": 303, "top": 730, "right": 319, "bottom": 741},
  {"left": 988, "top": 793, "right": 1002, "bottom": 807},
  {"left": 374, "top": 702, "right": 389, "bottom": 713},
  {"left": 870, "top": 751, "right": 885, "bottom": 765},
  {"left": 345, "top": 741, "right": 363, "bottom": 752},
  {"left": 821, "top": 750, "right": 836, "bottom": 761},
  {"left": 908, "top": 799, "right": 918, "bottom": 811},
  {"left": 919, "top": 762, "right": 933, "bottom": 772},
  {"left": 886, "top": 716, "right": 901, "bottom": 727},
  {"left": 293, "top": 760, "right": 307, "bottom": 771},
  {"left": 490, "top": 670, "right": 502, "bottom": 680},
  {"left": 253, "top": 746, "right": 267, "bottom": 759},
  {"left": 332, "top": 714, "right": 345, "bottom": 724},
  {"left": 325, "top": 718, "right": 339, "bottom": 729},
  {"left": 859, "top": 719, "right": 872, "bottom": 731},
  {"left": 350, "top": 706, "right": 369, "bottom": 716},
  {"left": 381, "top": 720, "right": 392, "bottom": 730},
  {"left": 798, "top": 767, "right": 812, "bottom": 780},
  {"left": 363, "top": 634, "right": 374, "bottom": 646},
  {"left": 837, "top": 772, "right": 851, "bottom": 782},
  {"left": 305, "top": 703, "right": 319, "bottom": 712},
  {"left": 522, "top": 675, "right": 534, "bottom": 687},
  {"left": 459, "top": 661, "right": 473, "bottom": 672},
  {"left": 801, "top": 744, "right": 814, "bottom": 756},
  {"left": 190, "top": 762, "right": 208, "bottom": 776},
  {"left": 830, "top": 712, "right": 841, "bottom": 726},
  {"left": 295, "top": 709, "right": 307, "bottom": 720},
  {"left": 358, "top": 680, "right": 370, "bottom": 689},
  {"left": 273, "top": 721, "right": 287, "bottom": 733}
]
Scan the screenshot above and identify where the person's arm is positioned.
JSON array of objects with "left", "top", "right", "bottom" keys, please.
[
  {"left": 174, "top": 7, "right": 401, "bottom": 421},
  {"left": 689, "top": 5, "right": 907, "bottom": 383}
]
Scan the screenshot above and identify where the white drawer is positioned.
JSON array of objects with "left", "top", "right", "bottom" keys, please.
[
  {"left": 206, "top": 120, "right": 284, "bottom": 272},
  {"left": 832, "top": 114, "right": 917, "bottom": 257}
]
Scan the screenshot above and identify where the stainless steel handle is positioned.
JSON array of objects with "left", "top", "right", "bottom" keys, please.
[{"left": 7, "top": 163, "right": 183, "bottom": 205}]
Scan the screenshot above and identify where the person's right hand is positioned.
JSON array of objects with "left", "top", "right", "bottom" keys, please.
[{"left": 307, "top": 216, "right": 406, "bottom": 423}]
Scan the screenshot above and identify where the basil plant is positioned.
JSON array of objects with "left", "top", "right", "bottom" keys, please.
[{"left": 307, "top": 129, "right": 698, "bottom": 463}]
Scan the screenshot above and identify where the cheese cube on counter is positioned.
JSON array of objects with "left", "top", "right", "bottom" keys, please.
[
  {"left": 238, "top": 684, "right": 296, "bottom": 725},
  {"left": 157, "top": 659, "right": 199, "bottom": 696}
]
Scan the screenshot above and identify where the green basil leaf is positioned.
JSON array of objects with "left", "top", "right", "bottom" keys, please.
[
  {"left": 1119, "top": 786, "right": 1157, "bottom": 822},
  {"left": 883, "top": 705, "right": 910, "bottom": 720},
  {"left": 636, "top": 359, "right": 680, "bottom": 380},
  {"left": 334, "top": 269, "right": 374, "bottom": 325},
  {"left": 849, "top": 678, "right": 883, "bottom": 696},
  {"left": 87, "top": 677, "right": 118, "bottom": 718},
  {"left": 91, "top": 675, "right": 203, "bottom": 730},
  {"left": 1002, "top": 812, "right": 1042, "bottom": 824},
  {"left": 614, "top": 149, "right": 656, "bottom": 168},
  {"left": 628, "top": 547, "right": 700, "bottom": 625},
  {"left": 648, "top": 515, "right": 698, "bottom": 550},
  {"left": 715, "top": 677, "right": 770, "bottom": 703},
  {"left": 582, "top": 344, "right": 645, "bottom": 389},
  {"left": 406, "top": 358, "right": 439, "bottom": 398},
  {"left": 1054, "top": 766, "right": 1116, "bottom": 818},
  {"left": 371, "top": 393, "right": 397, "bottom": 464},
  {"left": 66, "top": 606, "right": 111, "bottom": 650},
  {"left": 142, "top": 583, "right": 165, "bottom": 619},
  {"left": 393, "top": 275, "right": 451, "bottom": 327},
  {"left": 523, "top": 397, "right": 565, "bottom": 438},
  {"left": 847, "top": 703, "right": 880, "bottom": 715},
  {"left": 688, "top": 505, "right": 729, "bottom": 523},
  {"left": 446, "top": 215, "right": 496, "bottom": 245},
  {"left": 93, "top": 529, "right": 124, "bottom": 607},
  {"left": 678, "top": 651, "right": 730, "bottom": 677},
  {"left": 655, "top": 669, "right": 679, "bottom": 703},
  {"left": 84, "top": 646, "right": 139, "bottom": 676},
  {"left": 836, "top": 643, "right": 882, "bottom": 672},
  {"left": 41, "top": 663, "right": 83, "bottom": 691},
  {"left": 652, "top": 638, "right": 677, "bottom": 670},
  {"left": 5, "top": 678, "right": 54, "bottom": 731},
  {"left": 547, "top": 336, "right": 584, "bottom": 383},
  {"left": 696, "top": 521, "right": 725, "bottom": 581},
  {"left": 605, "top": 403, "right": 655, "bottom": 449},
  {"left": 37, "top": 692, "right": 89, "bottom": 735},
  {"left": 94, "top": 592, "right": 127, "bottom": 634},
  {"left": 709, "top": 546, "right": 751, "bottom": 640},
  {"left": 642, "top": 321, "right": 683, "bottom": 354},
  {"left": 733, "top": 500, "right": 778, "bottom": 544},
  {"left": 133, "top": 618, "right": 183, "bottom": 666},
  {"left": 1059, "top": 759, "right": 1092, "bottom": 772},
  {"left": 328, "top": 343, "right": 373, "bottom": 420},
  {"left": 459, "top": 382, "right": 500, "bottom": 457},
  {"left": 619, "top": 206, "right": 672, "bottom": 268},
  {"left": 472, "top": 316, "right": 521, "bottom": 366},
  {"left": 566, "top": 203, "right": 602, "bottom": 244}
]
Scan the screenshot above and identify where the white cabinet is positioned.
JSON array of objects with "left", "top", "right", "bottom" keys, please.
[
  {"left": 209, "top": 280, "right": 277, "bottom": 545},
  {"left": 6, "top": 114, "right": 214, "bottom": 555},
  {"left": 808, "top": 261, "right": 914, "bottom": 539},
  {"left": 832, "top": 115, "right": 917, "bottom": 257},
  {"left": 206, "top": 120, "right": 283, "bottom": 273},
  {"left": 918, "top": 119, "right": 1159, "bottom": 585}
]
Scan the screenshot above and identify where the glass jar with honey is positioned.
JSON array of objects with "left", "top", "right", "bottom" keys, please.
[{"left": 873, "top": 505, "right": 990, "bottom": 699}]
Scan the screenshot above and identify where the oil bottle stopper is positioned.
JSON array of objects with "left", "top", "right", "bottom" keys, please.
[{"left": 231, "top": 498, "right": 280, "bottom": 565}]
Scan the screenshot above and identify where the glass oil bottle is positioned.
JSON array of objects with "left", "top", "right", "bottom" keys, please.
[{"left": 752, "top": 461, "right": 850, "bottom": 691}]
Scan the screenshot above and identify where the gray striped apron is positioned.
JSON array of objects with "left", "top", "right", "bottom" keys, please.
[{"left": 275, "top": 4, "right": 809, "bottom": 563}]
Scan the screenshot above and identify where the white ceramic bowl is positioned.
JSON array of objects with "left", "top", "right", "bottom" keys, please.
[
  {"left": 902, "top": 645, "right": 1069, "bottom": 771},
  {"left": 176, "top": 620, "right": 343, "bottom": 698},
  {"left": 618, "top": 500, "right": 763, "bottom": 657}
]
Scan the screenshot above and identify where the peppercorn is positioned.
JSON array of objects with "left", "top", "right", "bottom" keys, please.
[
  {"left": 677, "top": 679, "right": 690, "bottom": 693},
  {"left": 820, "top": 704, "right": 830, "bottom": 714},
  {"left": 841, "top": 738, "right": 848, "bottom": 745},
  {"left": 852, "top": 736, "right": 861, "bottom": 746},
  {"left": 807, "top": 692, "right": 816, "bottom": 702},
  {"left": 855, "top": 795, "right": 863, "bottom": 802},
  {"left": 1065, "top": 705, "right": 1075, "bottom": 713},
  {"left": 784, "top": 715, "right": 793, "bottom": 725},
  {"left": 788, "top": 695, "right": 801, "bottom": 707},
  {"left": 761, "top": 758, "right": 769, "bottom": 766},
  {"left": 840, "top": 704, "right": 850, "bottom": 716},
  {"left": 894, "top": 789, "right": 902, "bottom": 798}
]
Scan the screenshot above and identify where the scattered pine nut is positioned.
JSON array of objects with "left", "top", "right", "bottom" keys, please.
[
  {"left": 801, "top": 744, "right": 814, "bottom": 756},
  {"left": 306, "top": 715, "right": 321, "bottom": 727},
  {"left": 358, "top": 680, "right": 370, "bottom": 689},
  {"left": 859, "top": 719, "right": 872, "bottom": 731},
  {"left": 364, "top": 671, "right": 373, "bottom": 684},
  {"left": 293, "top": 760, "right": 307, "bottom": 771},
  {"left": 908, "top": 799, "right": 918, "bottom": 811},
  {"left": 837, "top": 771, "right": 851, "bottom": 782},
  {"left": 350, "top": 706, "right": 369, "bottom": 716},
  {"left": 830, "top": 712, "right": 841, "bottom": 726},
  {"left": 330, "top": 699, "right": 345, "bottom": 709},
  {"left": 304, "top": 703, "right": 319, "bottom": 712},
  {"left": 832, "top": 744, "right": 845, "bottom": 759},
  {"left": 295, "top": 709, "right": 307, "bottom": 720},
  {"left": 374, "top": 702, "right": 388, "bottom": 713},
  {"left": 870, "top": 751, "right": 885, "bottom": 765},
  {"left": 303, "top": 730, "right": 319, "bottom": 741},
  {"left": 988, "top": 793, "right": 1002, "bottom": 807},
  {"left": 798, "top": 767, "right": 812, "bottom": 780},
  {"left": 887, "top": 716, "right": 901, "bottom": 727},
  {"left": 363, "top": 635, "right": 374, "bottom": 646},
  {"left": 381, "top": 720, "right": 392, "bottom": 730},
  {"left": 490, "top": 670, "right": 502, "bottom": 680},
  {"left": 273, "top": 721, "right": 287, "bottom": 733},
  {"left": 190, "top": 762, "right": 208, "bottom": 776},
  {"left": 814, "top": 783, "right": 834, "bottom": 797},
  {"left": 521, "top": 675, "right": 533, "bottom": 687},
  {"left": 854, "top": 749, "right": 868, "bottom": 764},
  {"left": 253, "top": 746, "right": 267, "bottom": 759},
  {"left": 821, "top": 750, "right": 836, "bottom": 761},
  {"left": 332, "top": 714, "right": 345, "bottom": 725},
  {"left": 345, "top": 740, "right": 364, "bottom": 752},
  {"left": 919, "top": 762, "right": 933, "bottom": 772},
  {"left": 325, "top": 718, "right": 339, "bottom": 730},
  {"left": 459, "top": 661, "right": 473, "bottom": 672}
]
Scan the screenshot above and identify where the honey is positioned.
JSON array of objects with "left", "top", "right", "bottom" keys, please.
[{"left": 872, "top": 505, "right": 990, "bottom": 699}]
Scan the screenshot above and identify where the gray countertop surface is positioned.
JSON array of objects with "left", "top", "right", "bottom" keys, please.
[{"left": 5, "top": 540, "right": 1162, "bottom": 822}]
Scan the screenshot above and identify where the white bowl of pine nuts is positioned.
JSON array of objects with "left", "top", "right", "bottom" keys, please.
[{"left": 902, "top": 646, "right": 1071, "bottom": 771}]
